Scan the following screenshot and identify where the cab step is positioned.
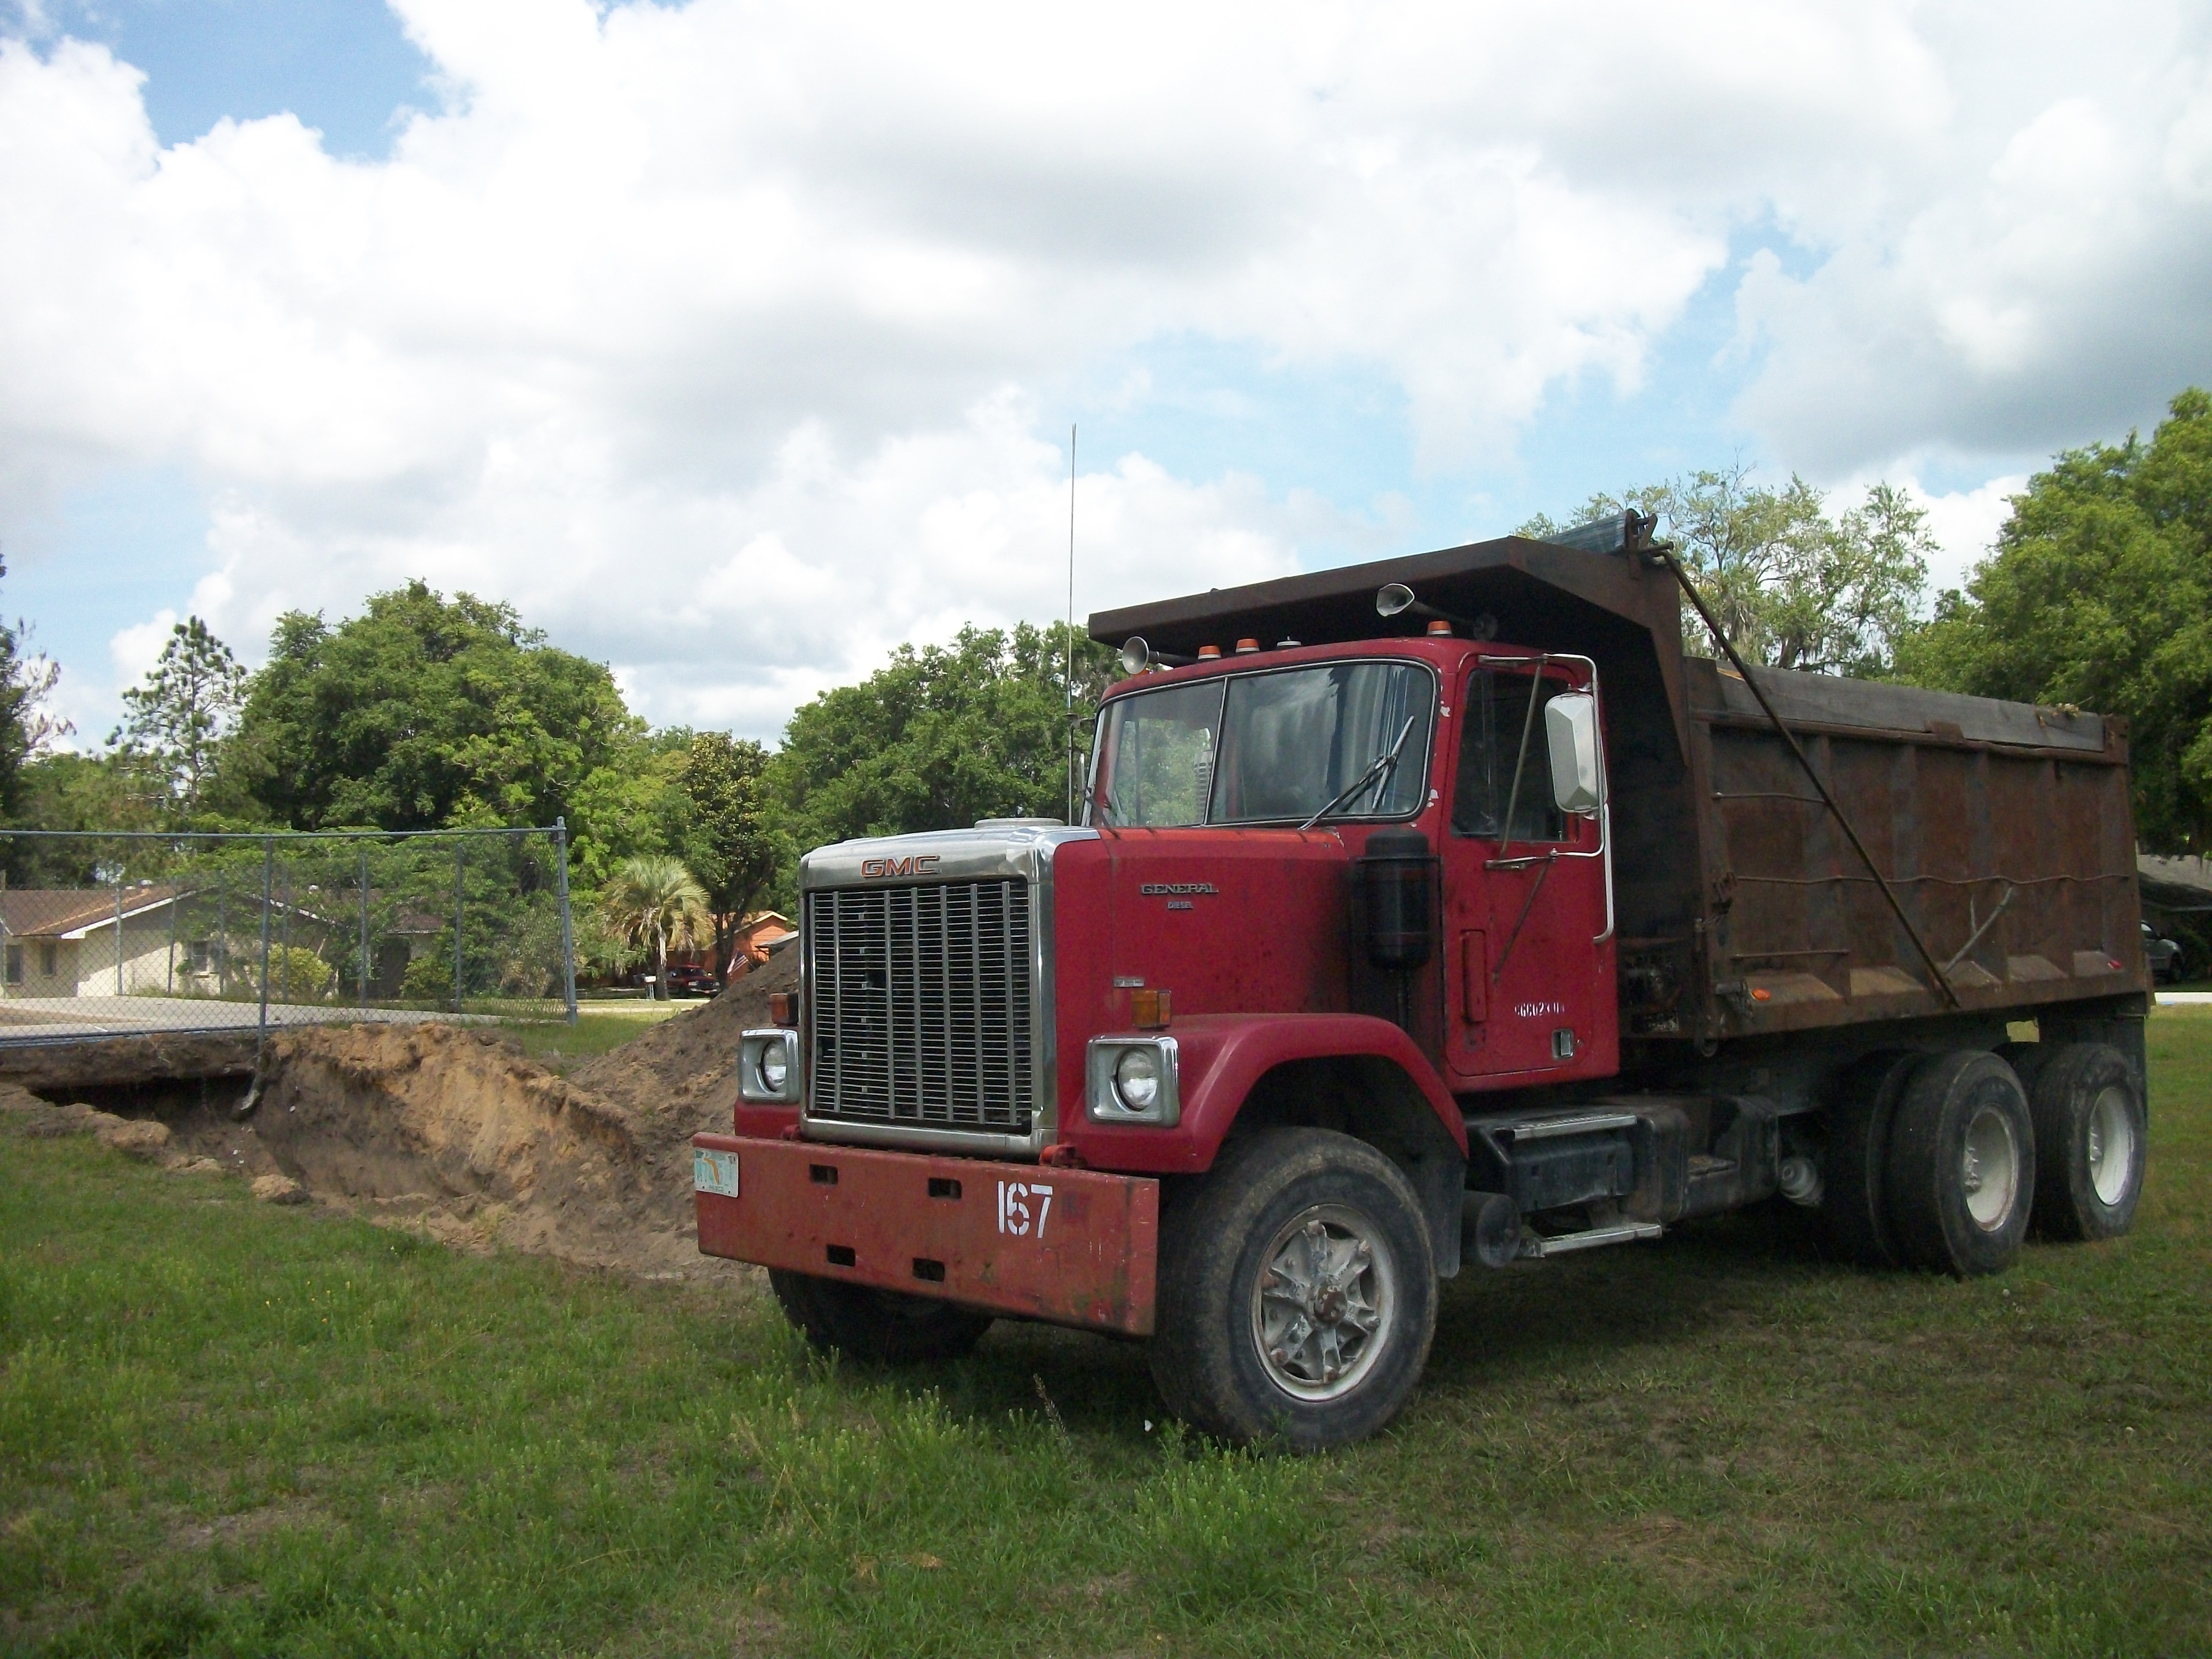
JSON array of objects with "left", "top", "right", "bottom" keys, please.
[{"left": 1519, "top": 1221, "right": 1665, "bottom": 1259}]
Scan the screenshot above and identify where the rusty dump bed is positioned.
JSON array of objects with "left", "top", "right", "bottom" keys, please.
[{"left": 1092, "top": 531, "right": 2150, "bottom": 1045}]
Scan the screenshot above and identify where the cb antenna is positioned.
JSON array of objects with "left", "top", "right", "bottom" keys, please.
[{"left": 1065, "top": 422, "right": 1077, "bottom": 823}]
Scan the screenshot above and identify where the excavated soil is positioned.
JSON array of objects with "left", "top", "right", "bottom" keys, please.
[{"left": 4, "top": 952, "right": 800, "bottom": 1280}]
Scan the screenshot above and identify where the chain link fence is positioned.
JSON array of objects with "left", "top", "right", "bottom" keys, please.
[{"left": 0, "top": 825, "right": 576, "bottom": 1048}]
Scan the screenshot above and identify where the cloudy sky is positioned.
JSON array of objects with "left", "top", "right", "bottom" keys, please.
[{"left": 4, "top": 0, "right": 2210, "bottom": 747}]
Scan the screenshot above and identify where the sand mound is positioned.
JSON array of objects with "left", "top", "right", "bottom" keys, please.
[
  {"left": 251, "top": 1022, "right": 695, "bottom": 1269},
  {"left": 571, "top": 950, "right": 799, "bottom": 1136},
  {"left": 3, "top": 954, "right": 802, "bottom": 1277}
]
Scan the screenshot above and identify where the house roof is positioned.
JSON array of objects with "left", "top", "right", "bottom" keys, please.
[
  {"left": 0, "top": 885, "right": 188, "bottom": 940},
  {"left": 2140, "top": 854, "right": 2212, "bottom": 914}
]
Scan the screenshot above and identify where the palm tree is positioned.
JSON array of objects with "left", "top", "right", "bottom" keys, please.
[{"left": 600, "top": 855, "right": 710, "bottom": 1000}]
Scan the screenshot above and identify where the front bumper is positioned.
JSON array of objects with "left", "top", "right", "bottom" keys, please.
[{"left": 692, "top": 1135, "right": 1160, "bottom": 1336}]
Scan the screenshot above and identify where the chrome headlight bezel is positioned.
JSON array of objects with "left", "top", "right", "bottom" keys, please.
[
  {"left": 1086, "top": 1035, "right": 1181, "bottom": 1125},
  {"left": 738, "top": 1027, "right": 802, "bottom": 1105}
]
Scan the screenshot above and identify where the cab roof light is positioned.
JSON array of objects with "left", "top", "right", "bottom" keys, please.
[
  {"left": 1427, "top": 619, "right": 1453, "bottom": 637},
  {"left": 1235, "top": 638, "right": 1260, "bottom": 654},
  {"left": 1198, "top": 644, "right": 1222, "bottom": 659}
]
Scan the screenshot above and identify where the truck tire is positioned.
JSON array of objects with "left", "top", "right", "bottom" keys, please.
[
  {"left": 1148, "top": 1128, "right": 1436, "bottom": 1451},
  {"left": 2026, "top": 1042, "right": 2146, "bottom": 1241},
  {"left": 1883, "top": 1051, "right": 2034, "bottom": 1277},
  {"left": 768, "top": 1270, "right": 994, "bottom": 1364},
  {"left": 1818, "top": 1050, "right": 1925, "bottom": 1267}
]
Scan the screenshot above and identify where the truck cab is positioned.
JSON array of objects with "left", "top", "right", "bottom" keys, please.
[{"left": 695, "top": 515, "right": 2153, "bottom": 1448}]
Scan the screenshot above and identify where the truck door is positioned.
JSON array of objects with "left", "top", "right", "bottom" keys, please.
[{"left": 1439, "top": 659, "right": 1612, "bottom": 1082}]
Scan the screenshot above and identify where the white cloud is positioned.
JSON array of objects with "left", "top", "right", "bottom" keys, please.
[
  {"left": 107, "top": 607, "right": 176, "bottom": 687},
  {"left": 1913, "top": 474, "right": 2030, "bottom": 593},
  {"left": 1, "top": 1, "right": 2208, "bottom": 739},
  {"left": 1731, "top": 12, "right": 2212, "bottom": 470}
]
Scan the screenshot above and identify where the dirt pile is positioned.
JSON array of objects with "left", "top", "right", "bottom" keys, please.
[
  {"left": 570, "top": 948, "right": 799, "bottom": 1140},
  {"left": 249, "top": 1021, "right": 702, "bottom": 1270},
  {"left": 4, "top": 953, "right": 799, "bottom": 1277}
]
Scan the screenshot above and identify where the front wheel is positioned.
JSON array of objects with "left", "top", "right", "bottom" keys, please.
[
  {"left": 1148, "top": 1129, "right": 1437, "bottom": 1451},
  {"left": 769, "top": 1270, "right": 994, "bottom": 1363}
]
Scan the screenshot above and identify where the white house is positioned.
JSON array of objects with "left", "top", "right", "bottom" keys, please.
[{"left": 0, "top": 885, "right": 205, "bottom": 998}]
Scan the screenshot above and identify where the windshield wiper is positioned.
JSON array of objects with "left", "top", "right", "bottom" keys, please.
[{"left": 1300, "top": 716, "right": 1418, "bottom": 831}]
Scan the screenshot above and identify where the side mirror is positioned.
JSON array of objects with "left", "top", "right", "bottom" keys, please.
[{"left": 1544, "top": 692, "right": 1602, "bottom": 815}]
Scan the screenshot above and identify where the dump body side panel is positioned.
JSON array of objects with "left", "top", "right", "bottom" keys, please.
[{"left": 1682, "top": 657, "right": 2151, "bottom": 1037}]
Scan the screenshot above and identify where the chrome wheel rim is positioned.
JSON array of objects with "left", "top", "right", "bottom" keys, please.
[
  {"left": 2088, "top": 1084, "right": 2136, "bottom": 1207},
  {"left": 1961, "top": 1103, "right": 2022, "bottom": 1230},
  {"left": 1251, "top": 1203, "right": 1397, "bottom": 1402}
]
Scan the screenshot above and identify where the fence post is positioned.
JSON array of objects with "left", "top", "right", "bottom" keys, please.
[
  {"left": 554, "top": 818, "right": 577, "bottom": 1025},
  {"left": 279, "top": 869, "right": 293, "bottom": 1002},
  {"left": 166, "top": 876, "right": 177, "bottom": 994},
  {"left": 114, "top": 878, "right": 125, "bottom": 996},
  {"left": 359, "top": 843, "right": 371, "bottom": 1012},
  {"left": 452, "top": 843, "right": 465, "bottom": 1017},
  {"left": 257, "top": 838, "right": 274, "bottom": 1061},
  {"left": 216, "top": 872, "right": 226, "bottom": 996}
]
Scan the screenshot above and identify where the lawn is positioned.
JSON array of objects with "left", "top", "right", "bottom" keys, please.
[
  {"left": 491, "top": 1005, "right": 684, "bottom": 1073},
  {"left": 3, "top": 1015, "right": 2208, "bottom": 1657}
]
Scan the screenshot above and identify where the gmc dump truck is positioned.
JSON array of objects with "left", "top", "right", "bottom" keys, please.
[{"left": 693, "top": 514, "right": 2152, "bottom": 1448}]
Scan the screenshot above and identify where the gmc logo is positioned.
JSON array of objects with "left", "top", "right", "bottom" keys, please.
[{"left": 862, "top": 855, "right": 940, "bottom": 879}]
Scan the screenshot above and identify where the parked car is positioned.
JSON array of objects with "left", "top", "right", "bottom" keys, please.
[
  {"left": 2143, "top": 921, "right": 2185, "bottom": 984},
  {"left": 662, "top": 964, "right": 720, "bottom": 998}
]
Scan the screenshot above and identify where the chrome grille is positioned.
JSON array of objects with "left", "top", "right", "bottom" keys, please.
[{"left": 806, "top": 879, "right": 1035, "bottom": 1133}]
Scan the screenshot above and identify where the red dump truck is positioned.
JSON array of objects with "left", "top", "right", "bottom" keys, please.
[{"left": 693, "top": 514, "right": 2152, "bottom": 1448}]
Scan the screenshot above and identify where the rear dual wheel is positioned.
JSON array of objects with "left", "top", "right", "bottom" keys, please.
[
  {"left": 2026, "top": 1043, "right": 2146, "bottom": 1241},
  {"left": 1885, "top": 1051, "right": 2035, "bottom": 1277},
  {"left": 1818, "top": 1049, "right": 1924, "bottom": 1268}
]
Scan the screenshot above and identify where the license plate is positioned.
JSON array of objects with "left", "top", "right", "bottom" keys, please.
[{"left": 692, "top": 1148, "right": 740, "bottom": 1197}]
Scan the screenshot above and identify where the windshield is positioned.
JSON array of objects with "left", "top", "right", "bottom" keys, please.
[{"left": 1091, "top": 661, "right": 1435, "bottom": 828}]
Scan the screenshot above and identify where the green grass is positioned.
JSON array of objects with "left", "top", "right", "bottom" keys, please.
[
  {"left": 489, "top": 1008, "right": 682, "bottom": 1073},
  {"left": 4, "top": 1016, "right": 2209, "bottom": 1657}
]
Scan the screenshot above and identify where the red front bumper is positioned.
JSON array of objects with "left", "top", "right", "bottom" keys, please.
[{"left": 692, "top": 1134, "right": 1161, "bottom": 1336}]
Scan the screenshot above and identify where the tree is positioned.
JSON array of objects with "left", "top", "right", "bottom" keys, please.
[
  {"left": 563, "top": 728, "right": 697, "bottom": 890},
  {"left": 112, "top": 615, "right": 246, "bottom": 815},
  {"left": 216, "top": 581, "right": 643, "bottom": 838},
  {"left": 770, "top": 621, "right": 1121, "bottom": 849},
  {"left": 1892, "top": 388, "right": 2212, "bottom": 854},
  {"left": 599, "top": 853, "right": 709, "bottom": 1000},
  {"left": 680, "top": 732, "right": 780, "bottom": 978},
  {"left": 0, "top": 555, "right": 70, "bottom": 823},
  {"left": 1525, "top": 467, "right": 1934, "bottom": 677}
]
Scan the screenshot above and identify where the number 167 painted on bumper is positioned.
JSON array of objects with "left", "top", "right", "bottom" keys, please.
[{"left": 998, "top": 1180, "right": 1053, "bottom": 1239}]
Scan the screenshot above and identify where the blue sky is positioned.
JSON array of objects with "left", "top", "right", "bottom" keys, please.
[
  {"left": 4, "top": 0, "right": 2205, "bottom": 744},
  {"left": 29, "top": 0, "right": 431, "bottom": 156}
]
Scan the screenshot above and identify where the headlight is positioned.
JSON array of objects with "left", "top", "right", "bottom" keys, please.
[
  {"left": 1114, "top": 1047, "right": 1159, "bottom": 1109},
  {"left": 1086, "top": 1036, "right": 1180, "bottom": 1125},
  {"left": 738, "top": 1028, "right": 801, "bottom": 1104}
]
